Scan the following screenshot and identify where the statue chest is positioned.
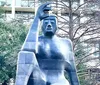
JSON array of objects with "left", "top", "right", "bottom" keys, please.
[{"left": 36, "top": 39, "right": 68, "bottom": 60}]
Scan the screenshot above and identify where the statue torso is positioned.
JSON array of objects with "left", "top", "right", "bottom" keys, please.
[{"left": 36, "top": 36, "right": 70, "bottom": 82}]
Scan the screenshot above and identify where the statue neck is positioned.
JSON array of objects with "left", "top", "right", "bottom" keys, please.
[{"left": 43, "top": 35, "right": 56, "bottom": 39}]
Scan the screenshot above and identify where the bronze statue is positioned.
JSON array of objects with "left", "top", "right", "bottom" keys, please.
[{"left": 15, "top": 3, "right": 80, "bottom": 85}]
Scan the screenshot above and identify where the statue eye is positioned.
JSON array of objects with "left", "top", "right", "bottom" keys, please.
[
  {"left": 44, "top": 20, "right": 48, "bottom": 24},
  {"left": 51, "top": 20, "right": 55, "bottom": 24},
  {"left": 51, "top": 22, "right": 54, "bottom": 24}
]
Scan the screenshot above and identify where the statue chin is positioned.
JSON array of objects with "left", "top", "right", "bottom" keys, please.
[{"left": 44, "top": 31, "right": 54, "bottom": 37}]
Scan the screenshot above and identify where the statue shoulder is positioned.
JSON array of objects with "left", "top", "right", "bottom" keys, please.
[
  {"left": 59, "top": 38, "right": 72, "bottom": 45},
  {"left": 59, "top": 38, "right": 73, "bottom": 51}
]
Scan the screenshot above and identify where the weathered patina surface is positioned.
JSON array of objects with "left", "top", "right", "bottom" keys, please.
[{"left": 15, "top": 3, "right": 80, "bottom": 85}]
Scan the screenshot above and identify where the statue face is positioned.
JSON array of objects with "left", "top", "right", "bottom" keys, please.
[{"left": 42, "top": 16, "right": 57, "bottom": 37}]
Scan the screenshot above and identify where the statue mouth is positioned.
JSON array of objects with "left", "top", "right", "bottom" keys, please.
[
  {"left": 44, "top": 28, "right": 54, "bottom": 36},
  {"left": 46, "top": 27, "right": 52, "bottom": 31},
  {"left": 44, "top": 27, "right": 55, "bottom": 36}
]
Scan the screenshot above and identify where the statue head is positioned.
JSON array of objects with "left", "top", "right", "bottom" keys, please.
[{"left": 41, "top": 15, "right": 57, "bottom": 38}]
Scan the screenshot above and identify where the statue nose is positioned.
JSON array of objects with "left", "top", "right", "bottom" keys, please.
[
  {"left": 46, "top": 24, "right": 52, "bottom": 30},
  {"left": 47, "top": 20, "right": 52, "bottom": 27},
  {"left": 48, "top": 24, "right": 51, "bottom": 27}
]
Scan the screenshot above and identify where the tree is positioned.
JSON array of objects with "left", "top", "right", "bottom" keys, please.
[
  {"left": 8, "top": 0, "right": 100, "bottom": 84},
  {"left": 0, "top": 15, "right": 28, "bottom": 82},
  {"left": 1, "top": 0, "right": 100, "bottom": 84},
  {"left": 50, "top": 0, "right": 100, "bottom": 84}
]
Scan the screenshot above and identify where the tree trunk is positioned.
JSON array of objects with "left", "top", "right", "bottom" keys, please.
[{"left": 68, "top": 0, "right": 73, "bottom": 41}]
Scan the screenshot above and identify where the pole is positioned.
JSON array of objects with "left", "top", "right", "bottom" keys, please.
[{"left": 12, "top": 0, "right": 15, "bottom": 19}]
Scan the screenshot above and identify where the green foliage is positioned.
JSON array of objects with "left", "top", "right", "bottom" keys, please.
[
  {"left": 0, "top": 7, "right": 4, "bottom": 20},
  {"left": 0, "top": 19, "right": 28, "bottom": 82},
  {"left": 75, "top": 41, "right": 88, "bottom": 85}
]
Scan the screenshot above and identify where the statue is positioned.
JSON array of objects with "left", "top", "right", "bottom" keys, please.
[{"left": 15, "top": 3, "right": 80, "bottom": 85}]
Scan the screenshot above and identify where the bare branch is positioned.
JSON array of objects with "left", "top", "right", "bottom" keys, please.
[
  {"left": 85, "top": 27, "right": 100, "bottom": 34},
  {"left": 58, "top": 27, "right": 69, "bottom": 34},
  {"left": 58, "top": 20, "right": 69, "bottom": 24},
  {"left": 60, "top": 0, "right": 69, "bottom": 8},
  {"left": 73, "top": 0, "right": 90, "bottom": 13},
  {"left": 58, "top": 22, "right": 69, "bottom": 34},
  {"left": 73, "top": 14, "right": 87, "bottom": 23},
  {"left": 81, "top": 56, "right": 100, "bottom": 64},
  {"left": 52, "top": 2, "right": 69, "bottom": 8},
  {"left": 76, "top": 50, "right": 99, "bottom": 66},
  {"left": 73, "top": 16, "right": 94, "bottom": 38},
  {"left": 74, "top": 26, "right": 92, "bottom": 42},
  {"left": 79, "top": 36, "right": 100, "bottom": 44},
  {"left": 57, "top": 15, "right": 69, "bottom": 23},
  {"left": 77, "top": 50, "right": 99, "bottom": 61}
]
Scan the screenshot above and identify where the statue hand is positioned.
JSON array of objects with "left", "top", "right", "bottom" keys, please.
[{"left": 36, "top": 2, "right": 52, "bottom": 20}]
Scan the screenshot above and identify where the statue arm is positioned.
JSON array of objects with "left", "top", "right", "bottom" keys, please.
[
  {"left": 15, "top": 51, "right": 39, "bottom": 85},
  {"left": 21, "top": 13, "right": 40, "bottom": 52},
  {"left": 21, "top": 3, "right": 51, "bottom": 53},
  {"left": 67, "top": 55, "right": 80, "bottom": 85},
  {"left": 15, "top": 3, "right": 51, "bottom": 85},
  {"left": 65, "top": 39, "right": 80, "bottom": 85}
]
